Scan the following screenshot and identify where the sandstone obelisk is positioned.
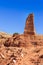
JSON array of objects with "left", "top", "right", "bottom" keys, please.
[{"left": 24, "top": 14, "right": 35, "bottom": 35}]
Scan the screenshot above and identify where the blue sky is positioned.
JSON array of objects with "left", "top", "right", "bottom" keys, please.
[{"left": 0, "top": 0, "right": 43, "bottom": 34}]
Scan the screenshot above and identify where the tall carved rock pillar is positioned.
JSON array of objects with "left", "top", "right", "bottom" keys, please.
[{"left": 24, "top": 14, "right": 35, "bottom": 35}]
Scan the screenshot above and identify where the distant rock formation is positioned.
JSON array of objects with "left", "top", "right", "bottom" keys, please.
[
  {"left": 0, "top": 32, "right": 12, "bottom": 39},
  {"left": 24, "top": 14, "right": 35, "bottom": 35}
]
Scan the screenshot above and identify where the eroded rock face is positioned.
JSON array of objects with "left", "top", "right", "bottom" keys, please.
[
  {"left": 24, "top": 14, "right": 35, "bottom": 35},
  {"left": 0, "top": 14, "right": 43, "bottom": 65}
]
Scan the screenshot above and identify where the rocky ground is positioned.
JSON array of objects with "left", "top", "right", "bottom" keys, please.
[{"left": 0, "top": 33, "right": 43, "bottom": 65}]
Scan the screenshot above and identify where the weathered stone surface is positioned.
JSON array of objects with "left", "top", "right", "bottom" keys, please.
[
  {"left": 24, "top": 14, "right": 35, "bottom": 35},
  {"left": 0, "top": 14, "right": 43, "bottom": 65}
]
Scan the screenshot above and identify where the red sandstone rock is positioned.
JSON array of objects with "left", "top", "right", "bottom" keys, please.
[
  {"left": 0, "top": 14, "right": 43, "bottom": 65},
  {"left": 24, "top": 14, "right": 35, "bottom": 35}
]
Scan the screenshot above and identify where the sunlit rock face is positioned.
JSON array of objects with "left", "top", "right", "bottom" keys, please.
[
  {"left": 0, "top": 14, "right": 43, "bottom": 65},
  {"left": 24, "top": 14, "right": 35, "bottom": 35}
]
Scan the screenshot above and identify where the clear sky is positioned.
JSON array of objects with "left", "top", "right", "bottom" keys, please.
[{"left": 0, "top": 0, "right": 43, "bottom": 34}]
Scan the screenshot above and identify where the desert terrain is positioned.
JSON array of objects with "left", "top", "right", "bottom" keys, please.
[{"left": 0, "top": 14, "right": 43, "bottom": 65}]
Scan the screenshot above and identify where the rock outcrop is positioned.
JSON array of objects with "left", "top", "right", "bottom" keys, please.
[
  {"left": 24, "top": 14, "right": 35, "bottom": 35},
  {"left": 0, "top": 14, "right": 43, "bottom": 65},
  {"left": 0, "top": 32, "right": 12, "bottom": 39}
]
